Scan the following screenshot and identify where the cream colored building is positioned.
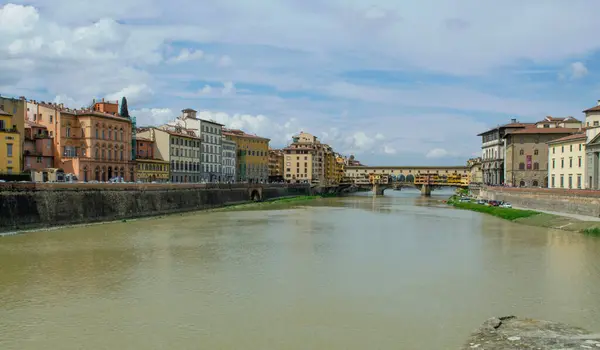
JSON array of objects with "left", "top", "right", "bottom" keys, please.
[
  {"left": 535, "top": 116, "right": 582, "bottom": 129},
  {"left": 548, "top": 133, "right": 586, "bottom": 189},
  {"left": 283, "top": 142, "right": 314, "bottom": 183}
]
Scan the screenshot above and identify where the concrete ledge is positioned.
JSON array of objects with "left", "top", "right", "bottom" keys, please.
[{"left": 462, "top": 316, "right": 598, "bottom": 349}]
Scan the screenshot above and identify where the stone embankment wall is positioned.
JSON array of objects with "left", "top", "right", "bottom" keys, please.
[
  {"left": 480, "top": 186, "right": 600, "bottom": 217},
  {"left": 0, "top": 183, "right": 310, "bottom": 233}
]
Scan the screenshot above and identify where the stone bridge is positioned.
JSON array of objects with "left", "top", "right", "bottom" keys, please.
[{"left": 345, "top": 165, "right": 470, "bottom": 196}]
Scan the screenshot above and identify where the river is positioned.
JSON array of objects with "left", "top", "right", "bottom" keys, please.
[{"left": 1, "top": 188, "right": 600, "bottom": 349}]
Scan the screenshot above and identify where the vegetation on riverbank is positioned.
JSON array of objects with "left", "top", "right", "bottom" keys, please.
[
  {"left": 447, "top": 195, "right": 540, "bottom": 221},
  {"left": 447, "top": 195, "right": 600, "bottom": 235},
  {"left": 583, "top": 227, "right": 600, "bottom": 237}
]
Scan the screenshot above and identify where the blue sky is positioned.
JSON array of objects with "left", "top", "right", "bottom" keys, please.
[{"left": 2, "top": 0, "right": 600, "bottom": 165}]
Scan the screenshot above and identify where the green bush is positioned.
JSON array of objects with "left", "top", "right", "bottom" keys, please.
[
  {"left": 583, "top": 227, "right": 600, "bottom": 237},
  {"left": 450, "top": 201, "right": 540, "bottom": 221}
]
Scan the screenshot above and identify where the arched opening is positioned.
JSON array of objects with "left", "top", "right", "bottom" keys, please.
[
  {"left": 519, "top": 180, "right": 526, "bottom": 187},
  {"left": 108, "top": 166, "right": 113, "bottom": 180},
  {"left": 250, "top": 189, "right": 261, "bottom": 202},
  {"left": 120, "top": 167, "right": 125, "bottom": 180},
  {"left": 406, "top": 174, "right": 415, "bottom": 183},
  {"left": 398, "top": 174, "right": 406, "bottom": 182},
  {"left": 102, "top": 166, "right": 107, "bottom": 182},
  {"left": 83, "top": 166, "right": 88, "bottom": 182},
  {"left": 543, "top": 176, "right": 548, "bottom": 188},
  {"left": 532, "top": 180, "right": 539, "bottom": 187},
  {"left": 95, "top": 167, "right": 100, "bottom": 181}
]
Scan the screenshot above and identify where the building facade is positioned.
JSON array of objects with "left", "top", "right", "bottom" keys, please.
[
  {"left": 477, "top": 119, "right": 533, "bottom": 186},
  {"left": 143, "top": 127, "right": 201, "bottom": 183},
  {"left": 535, "top": 116, "right": 582, "bottom": 129},
  {"left": 467, "top": 157, "right": 483, "bottom": 185},
  {"left": 168, "top": 109, "right": 223, "bottom": 182},
  {"left": 222, "top": 136, "right": 237, "bottom": 182},
  {"left": 23, "top": 121, "right": 54, "bottom": 172},
  {"left": 268, "top": 149, "right": 285, "bottom": 182},
  {"left": 0, "top": 108, "right": 21, "bottom": 174},
  {"left": 283, "top": 142, "right": 314, "bottom": 183},
  {"left": 54, "top": 100, "right": 135, "bottom": 182},
  {"left": 284, "top": 132, "right": 337, "bottom": 185},
  {"left": 135, "top": 136, "right": 170, "bottom": 182},
  {"left": 547, "top": 133, "right": 586, "bottom": 189},
  {"left": 584, "top": 101, "right": 600, "bottom": 189},
  {"left": 504, "top": 128, "right": 578, "bottom": 187},
  {"left": 0, "top": 96, "right": 27, "bottom": 158},
  {"left": 223, "top": 129, "right": 269, "bottom": 183}
]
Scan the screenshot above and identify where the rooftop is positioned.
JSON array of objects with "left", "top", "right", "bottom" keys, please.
[
  {"left": 0, "top": 108, "right": 11, "bottom": 116},
  {"left": 223, "top": 128, "right": 270, "bottom": 141},
  {"left": 505, "top": 127, "right": 580, "bottom": 136},
  {"left": 536, "top": 116, "right": 581, "bottom": 123},
  {"left": 25, "top": 120, "right": 47, "bottom": 128},
  {"left": 583, "top": 101, "right": 600, "bottom": 113},
  {"left": 547, "top": 133, "right": 587, "bottom": 144},
  {"left": 477, "top": 121, "right": 534, "bottom": 136}
]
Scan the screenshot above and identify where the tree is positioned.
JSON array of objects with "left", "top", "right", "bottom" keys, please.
[{"left": 120, "top": 97, "right": 130, "bottom": 118}]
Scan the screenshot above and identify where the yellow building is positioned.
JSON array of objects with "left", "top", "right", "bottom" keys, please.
[
  {"left": 548, "top": 133, "right": 587, "bottom": 189},
  {"left": 284, "top": 131, "right": 340, "bottom": 185},
  {"left": 223, "top": 129, "right": 270, "bottom": 183},
  {"left": 324, "top": 145, "right": 337, "bottom": 185},
  {"left": 0, "top": 96, "right": 27, "bottom": 155},
  {"left": 335, "top": 155, "right": 346, "bottom": 183},
  {"left": 0, "top": 108, "right": 22, "bottom": 174}
]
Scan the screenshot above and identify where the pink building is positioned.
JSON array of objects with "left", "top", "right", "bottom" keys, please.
[{"left": 23, "top": 121, "right": 54, "bottom": 171}]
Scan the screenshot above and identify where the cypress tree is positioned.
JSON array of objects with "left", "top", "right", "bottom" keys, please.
[{"left": 120, "top": 97, "right": 130, "bottom": 118}]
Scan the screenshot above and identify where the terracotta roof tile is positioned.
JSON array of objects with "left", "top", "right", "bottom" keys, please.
[
  {"left": 0, "top": 108, "right": 11, "bottom": 116},
  {"left": 25, "top": 120, "right": 47, "bottom": 128},
  {"left": 583, "top": 105, "right": 600, "bottom": 113},
  {"left": 505, "top": 127, "right": 580, "bottom": 135},
  {"left": 547, "top": 133, "right": 587, "bottom": 144}
]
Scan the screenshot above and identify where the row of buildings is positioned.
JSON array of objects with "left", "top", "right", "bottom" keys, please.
[
  {"left": 473, "top": 99, "right": 600, "bottom": 190},
  {"left": 0, "top": 95, "right": 356, "bottom": 185}
]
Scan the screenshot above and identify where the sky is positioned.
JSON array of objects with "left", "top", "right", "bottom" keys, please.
[{"left": 1, "top": 1, "right": 600, "bottom": 166}]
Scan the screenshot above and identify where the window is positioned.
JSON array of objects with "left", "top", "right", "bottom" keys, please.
[
  {"left": 50, "top": 115, "right": 53, "bottom": 123},
  {"left": 66, "top": 127, "right": 71, "bottom": 138},
  {"left": 568, "top": 175, "right": 573, "bottom": 189},
  {"left": 552, "top": 158, "right": 555, "bottom": 169},
  {"left": 551, "top": 175, "right": 555, "bottom": 188},
  {"left": 577, "top": 175, "right": 582, "bottom": 189},
  {"left": 569, "top": 157, "right": 573, "bottom": 168},
  {"left": 6, "top": 143, "right": 13, "bottom": 157},
  {"left": 534, "top": 149, "right": 538, "bottom": 155},
  {"left": 519, "top": 149, "right": 524, "bottom": 155},
  {"left": 519, "top": 162, "right": 525, "bottom": 170},
  {"left": 579, "top": 144, "right": 583, "bottom": 151},
  {"left": 570, "top": 145, "right": 573, "bottom": 152},
  {"left": 595, "top": 121, "right": 599, "bottom": 126},
  {"left": 109, "top": 129, "right": 112, "bottom": 140},
  {"left": 96, "top": 128, "right": 99, "bottom": 139},
  {"left": 560, "top": 175, "right": 564, "bottom": 188},
  {"left": 578, "top": 156, "right": 582, "bottom": 167},
  {"left": 561, "top": 145, "right": 564, "bottom": 153},
  {"left": 561, "top": 158, "right": 564, "bottom": 168},
  {"left": 552, "top": 147, "right": 555, "bottom": 154},
  {"left": 102, "top": 130, "right": 105, "bottom": 139},
  {"left": 533, "top": 162, "right": 539, "bottom": 170}
]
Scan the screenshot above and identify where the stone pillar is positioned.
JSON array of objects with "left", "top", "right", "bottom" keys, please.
[{"left": 420, "top": 184, "right": 431, "bottom": 197}]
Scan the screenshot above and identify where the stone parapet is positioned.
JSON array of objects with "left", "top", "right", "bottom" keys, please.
[
  {"left": 480, "top": 186, "right": 600, "bottom": 217},
  {"left": 0, "top": 183, "right": 310, "bottom": 233}
]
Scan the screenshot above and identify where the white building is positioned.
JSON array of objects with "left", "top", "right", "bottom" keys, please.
[
  {"left": 167, "top": 108, "right": 224, "bottom": 182},
  {"left": 222, "top": 136, "right": 237, "bottom": 182}
]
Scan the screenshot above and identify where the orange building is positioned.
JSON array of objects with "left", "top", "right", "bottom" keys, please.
[{"left": 32, "top": 99, "right": 135, "bottom": 182}]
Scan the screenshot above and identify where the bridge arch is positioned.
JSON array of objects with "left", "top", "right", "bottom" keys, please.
[
  {"left": 250, "top": 189, "right": 262, "bottom": 202},
  {"left": 406, "top": 174, "right": 415, "bottom": 183},
  {"left": 398, "top": 174, "right": 406, "bottom": 182}
]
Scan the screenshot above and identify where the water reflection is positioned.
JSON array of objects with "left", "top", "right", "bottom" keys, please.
[{"left": 1, "top": 191, "right": 600, "bottom": 349}]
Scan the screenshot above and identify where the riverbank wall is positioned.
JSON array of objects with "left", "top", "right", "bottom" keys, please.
[
  {"left": 0, "top": 183, "right": 310, "bottom": 233},
  {"left": 480, "top": 187, "right": 600, "bottom": 217}
]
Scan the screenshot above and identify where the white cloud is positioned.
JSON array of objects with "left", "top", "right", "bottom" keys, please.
[
  {"left": 426, "top": 148, "right": 452, "bottom": 159},
  {"left": 221, "top": 81, "right": 236, "bottom": 95},
  {"left": 218, "top": 55, "right": 233, "bottom": 67},
  {"left": 132, "top": 108, "right": 175, "bottom": 126},
  {"left": 167, "top": 48, "right": 204, "bottom": 64},
  {"left": 569, "top": 61, "right": 588, "bottom": 79},
  {"left": 105, "top": 84, "right": 154, "bottom": 104},
  {"left": 383, "top": 145, "right": 396, "bottom": 154},
  {"left": 200, "top": 85, "right": 212, "bottom": 94}
]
